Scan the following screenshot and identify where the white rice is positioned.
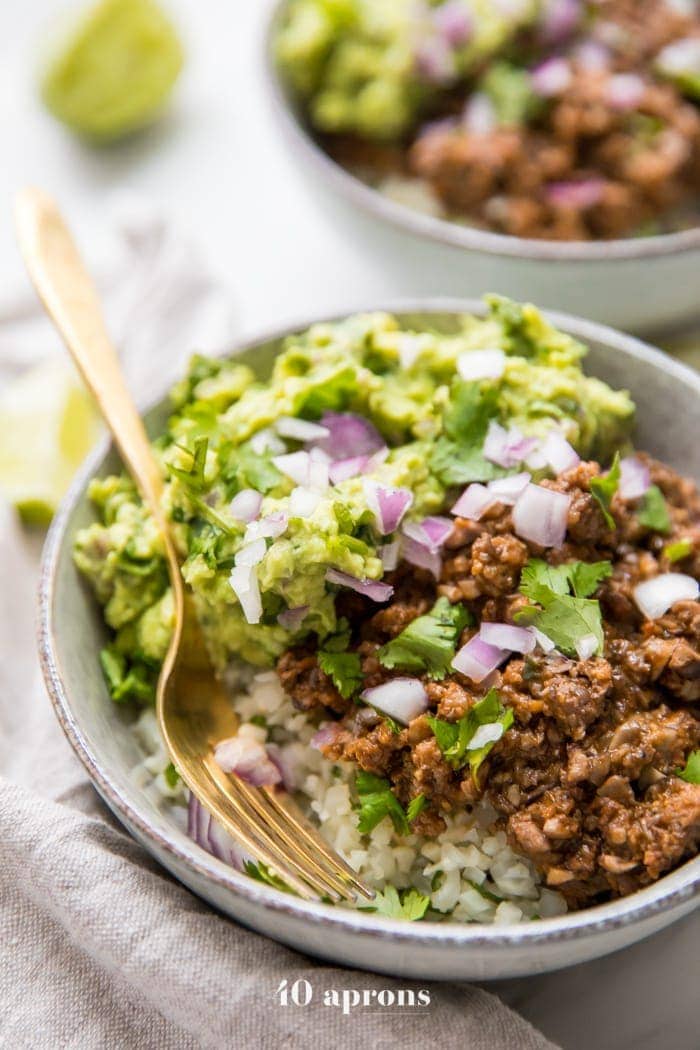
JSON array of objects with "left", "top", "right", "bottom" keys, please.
[{"left": 131, "top": 670, "right": 566, "bottom": 924}]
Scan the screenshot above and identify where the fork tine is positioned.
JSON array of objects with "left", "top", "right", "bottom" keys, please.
[
  {"left": 262, "top": 787, "right": 375, "bottom": 900},
  {"left": 202, "top": 760, "right": 347, "bottom": 901}
]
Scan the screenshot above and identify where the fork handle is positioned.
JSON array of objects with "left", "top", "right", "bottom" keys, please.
[{"left": 15, "top": 187, "right": 167, "bottom": 530}]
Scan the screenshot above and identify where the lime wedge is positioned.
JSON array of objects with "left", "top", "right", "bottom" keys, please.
[
  {"left": 0, "top": 360, "right": 101, "bottom": 526},
  {"left": 41, "top": 0, "right": 184, "bottom": 142}
]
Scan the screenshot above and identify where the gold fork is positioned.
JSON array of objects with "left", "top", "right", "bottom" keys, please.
[{"left": 16, "top": 187, "right": 373, "bottom": 904}]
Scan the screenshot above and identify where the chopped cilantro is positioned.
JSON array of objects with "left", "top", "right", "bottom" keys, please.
[
  {"left": 359, "top": 885, "right": 430, "bottom": 921},
  {"left": 378, "top": 598, "right": 472, "bottom": 680},
  {"left": 677, "top": 750, "right": 700, "bottom": 785},
  {"left": 321, "top": 619, "right": 352, "bottom": 653},
  {"left": 100, "top": 646, "right": 156, "bottom": 704},
  {"left": 318, "top": 650, "right": 363, "bottom": 700},
  {"left": 467, "top": 880, "right": 503, "bottom": 904},
  {"left": 664, "top": 537, "right": 693, "bottom": 563},
  {"left": 427, "top": 688, "right": 514, "bottom": 782},
  {"left": 244, "top": 861, "right": 292, "bottom": 893},
  {"left": 164, "top": 763, "right": 180, "bottom": 789},
  {"left": 406, "top": 794, "right": 427, "bottom": 823},
  {"left": 170, "top": 437, "right": 209, "bottom": 491},
  {"left": 249, "top": 714, "right": 268, "bottom": 729},
  {"left": 384, "top": 716, "right": 402, "bottom": 736},
  {"left": 222, "top": 441, "right": 282, "bottom": 495},
  {"left": 590, "top": 452, "right": 621, "bottom": 529},
  {"left": 430, "top": 381, "right": 505, "bottom": 485},
  {"left": 517, "top": 558, "right": 607, "bottom": 658},
  {"left": 355, "top": 772, "right": 417, "bottom": 836},
  {"left": 638, "top": 485, "right": 671, "bottom": 534}
]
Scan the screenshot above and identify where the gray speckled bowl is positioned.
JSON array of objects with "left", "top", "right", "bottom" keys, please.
[
  {"left": 39, "top": 300, "right": 700, "bottom": 981},
  {"left": 265, "top": 0, "right": 700, "bottom": 334}
]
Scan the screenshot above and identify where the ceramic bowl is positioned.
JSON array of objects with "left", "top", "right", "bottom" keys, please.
[
  {"left": 39, "top": 300, "right": 700, "bottom": 981},
  {"left": 264, "top": 1, "right": 700, "bottom": 335}
]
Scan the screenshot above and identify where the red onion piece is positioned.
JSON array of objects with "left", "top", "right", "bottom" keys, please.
[
  {"left": 277, "top": 605, "right": 309, "bottom": 631},
  {"left": 434, "top": 0, "right": 473, "bottom": 47},
  {"left": 451, "top": 482, "right": 497, "bottom": 520},
  {"left": 364, "top": 480, "right": 413, "bottom": 535},
  {"left": 575, "top": 633, "right": 599, "bottom": 661},
  {"left": 325, "top": 568, "right": 394, "bottom": 602},
  {"left": 480, "top": 622, "right": 536, "bottom": 654},
  {"left": 288, "top": 486, "right": 321, "bottom": 518},
  {"left": 539, "top": 0, "right": 581, "bottom": 43},
  {"left": 314, "top": 412, "right": 385, "bottom": 462},
  {"left": 607, "top": 73, "right": 645, "bottom": 111},
  {"left": 457, "top": 347, "right": 506, "bottom": 381},
  {"left": 657, "top": 37, "right": 700, "bottom": 78},
  {"left": 235, "top": 538, "right": 266, "bottom": 567},
  {"left": 329, "top": 455, "right": 370, "bottom": 484},
  {"left": 532, "top": 627, "right": 556, "bottom": 653},
  {"left": 540, "top": 432, "right": 580, "bottom": 475},
  {"left": 230, "top": 488, "right": 262, "bottom": 523},
  {"left": 361, "top": 677, "right": 429, "bottom": 725},
  {"left": 416, "top": 35, "right": 456, "bottom": 84},
  {"left": 512, "top": 484, "right": 571, "bottom": 548},
  {"left": 419, "top": 515, "right": 454, "bottom": 549},
  {"left": 453, "top": 635, "right": 509, "bottom": 682},
  {"left": 400, "top": 534, "right": 442, "bottom": 579},
  {"left": 574, "top": 40, "right": 610, "bottom": 71},
  {"left": 214, "top": 734, "right": 282, "bottom": 788},
  {"left": 266, "top": 743, "right": 298, "bottom": 792},
  {"left": 545, "top": 179, "right": 605, "bottom": 210},
  {"left": 531, "top": 57, "right": 572, "bottom": 97},
  {"left": 380, "top": 541, "right": 400, "bottom": 572},
  {"left": 246, "top": 512, "right": 288, "bottom": 542},
  {"left": 484, "top": 422, "right": 539, "bottom": 468},
  {"left": 229, "top": 564, "right": 262, "bottom": 624},
  {"left": 633, "top": 573, "right": 699, "bottom": 620},
  {"left": 272, "top": 450, "right": 328, "bottom": 491},
  {"left": 463, "top": 92, "right": 496, "bottom": 135},
  {"left": 187, "top": 794, "right": 247, "bottom": 871},
  {"left": 250, "top": 427, "right": 286, "bottom": 456},
  {"left": 468, "top": 722, "right": 507, "bottom": 750},
  {"left": 487, "top": 472, "right": 532, "bottom": 505},
  {"left": 275, "top": 416, "right": 330, "bottom": 442},
  {"left": 311, "top": 722, "right": 342, "bottom": 751},
  {"left": 619, "top": 457, "right": 651, "bottom": 501}
]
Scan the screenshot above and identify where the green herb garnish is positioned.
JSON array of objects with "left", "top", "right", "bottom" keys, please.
[
  {"left": 430, "top": 381, "right": 505, "bottom": 486},
  {"left": 378, "top": 598, "right": 472, "bottom": 680},
  {"left": 318, "top": 650, "right": 363, "bottom": 699},
  {"left": 664, "top": 537, "right": 693, "bottom": 563},
  {"left": 516, "top": 558, "right": 609, "bottom": 658},
  {"left": 677, "top": 750, "right": 700, "bottom": 784},
  {"left": 164, "top": 763, "right": 180, "bottom": 788},
  {"left": 359, "top": 885, "right": 430, "bottom": 921},
  {"left": 244, "top": 861, "right": 292, "bottom": 893},
  {"left": 355, "top": 772, "right": 423, "bottom": 836},
  {"left": 638, "top": 485, "right": 671, "bottom": 534},
  {"left": 590, "top": 452, "right": 621, "bottom": 529},
  {"left": 406, "top": 793, "right": 427, "bottom": 823},
  {"left": 427, "top": 688, "right": 514, "bottom": 782},
  {"left": 100, "top": 646, "right": 156, "bottom": 704}
]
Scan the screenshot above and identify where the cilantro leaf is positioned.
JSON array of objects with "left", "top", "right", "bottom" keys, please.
[
  {"left": 638, "top": 485, "right": 671, "bottom": 534},
  {"left": 517, "top": 558, "right": 608, "bottom": 657},
  {"left": 318, "top": 650, "right": 363, "bottom": 699},
  {"left": 359, "top": 885, "right": 430, "bottom": 921},
  {"left": 431, "top": 381, "right": 505, "bottom": 486},
  {"left": 427, "top": 688, "right": 514, "bottom": 782},
  {"left": 677, "top": 750, "right": 700, "bottom": 784},
  {"left": 321, "top": 619, "right": 352, "bottom": 653},
  {"left": 664, "top": 537, "right": 693, "bottom": 563},
  {"left": 228, "top": 442, "right": 282, "bottom": 495},
  {"left": 378, "top": 598, "right": 472, "bottom": 680},
  {"left": 590, "top": 452, "right": 621, "bottom": 529},
  {"left": 244, "top": 861, "right": 292, "bottom": 893},
  {"left": 170, "top": 437, "right": 209, "bottom": 491},
  {"left": 406, "top": 794, "right": 427, "bottom": 823},
  {"left": 164, "top": 763, "right": 180, "bottom": 789},
  {"left": 520, "top": 558, "right": 612, "bottom": 603},
  {"left": 356, "top": 772, "right": 409, "bottom": 836},
  {"left": 568, "top": 560, "right": 614, "bottom": 599}
]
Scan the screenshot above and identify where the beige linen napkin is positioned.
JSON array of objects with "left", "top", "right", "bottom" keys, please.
[{"left": 0, "top": 211, "right": 558, "bottom": 1050}]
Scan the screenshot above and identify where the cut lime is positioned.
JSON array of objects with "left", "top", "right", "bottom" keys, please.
[
  {"left": 41, "top": 0, "right": 184, "bottom": 142},
  {"left": 0, "top": 360, "right": 101, "bottom": 526}
]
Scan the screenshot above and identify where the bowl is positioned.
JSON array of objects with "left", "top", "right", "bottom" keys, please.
[
  {"left": 39, "top": 299, "right": 700, "bottom": 981},
  {"left": 264, "top": 1, "right": 700, "bottom": 336}
]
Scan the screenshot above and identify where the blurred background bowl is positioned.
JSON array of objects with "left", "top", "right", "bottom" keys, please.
[{"left": 265, "top": 0, "right": 700, "bottom": 337}]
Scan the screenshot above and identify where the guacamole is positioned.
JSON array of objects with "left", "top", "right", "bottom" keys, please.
[{"left": 74, "top": 298, "right": 634, "bottom": 703}]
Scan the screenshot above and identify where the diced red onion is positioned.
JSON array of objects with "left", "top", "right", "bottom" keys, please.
[
  {"left": 451, "top": 482, "right": 497, "bottom": 520},
  {"left": 453, "top": 635, "right": 509, "bottom": 682},
  {"left": 540, "top": 0, "right": 581, "bottom": 44},
  {"left": 463, "top": 92, "right": 497, "bottom": 135},
  {"left": 480, "top": 622, "right": 536, "bottom": 654},
  {"left": 277, "top": 605, "right": 309, "bottom": 631},
  {"left": 396, "top": 333, "right": 424, "bottom": 369},
  {"left": 468, "top": 722, "right": 506, "bottom": 751},
  {"left": 246, "top": 512, "right": 288, "bottom": 542},
  {"left": 532, "top": 627, "right": 557, "bottom": 653},
  {"left": 457, "top": 348, "right": 506, "bottom": 381},
  {"left": 633, "top": 573, "right": 699, "bottom": 620},
  {"left": 416, "top": 35, "right": 456, "bottom": 84},
  {"left": 187, "top": 794, "right": 247, "bottom": 871},
  {"left": 314, "top": 412, "right": 385, "bottom": 462},
  {"left": 250, "top": 427, "right": 286, "bottom": 456},
  {"left": 235, "top": 538, "right": 267, "bottom": 567},
  {"left": 400, "top": 534, "right": 442, "bottom": 579},
  {"left": 484, "top": 421, "right": 539, "bottom": 468},
  {"left": 607, "top": 73, "right": 645, "bottom": 111},
  {"left": 329, "top": 455, "right": 370, "bottom": 484},
  {"left": 214, "top": 733, "right": 283, "bottom": 788},
  {"left": 545, "top": 179, "right": 605, "bottom": 209},
  {"left": 272, "top": 450, "right": 328, "bottom": 491},
  {"left": 512, "top": 484, "right": 571, "bottom": 548},
  {"left": 275, "top": 416, "right": 330, "bottom": 442},
  {"left": 531, "top": 57, "right": 572, "bottom": 97},
  {"left": 364, "top": 480, "right": 413, "bottom": 535},
  {"left": 575, "top": 633, "right": 599, "bottom": 661},
  {"left": 266, "top": 743, "right": 298, "bottom": 792},
  {"left": 540, "top": 432, "right": 580, "bottom": 475},
  {"left": 574, "top": 40, "right": 610, "bottom": 71},
  {"left": 325, "top": 568, "right": 394, "bottom": 602},
  {"left": 487, "top": 472, "right": 532, "bottom": 505},
  {"left": 361, "top": 678, "right": 429, "bottom": 725},
  {"left": 310, "top": 722, "right": 342, "bottom": 751},
  {"left": 657, "top": 37, "right": 700, "bottom": 78},
  {"left": 419, "top": 516, "right": 454, "bottom": 549},
  {"left": 229, "top": 488, "right": 262, "bottom": 524},
  {"left": 434, "top": 0, "right": 473, "bottom": 47},
  {"left": 229, "top": 564, "right": 262, "bottom": 624},
  {"left": 380, "top": 541, "right": 400, "bottom": 572},
  {"left": 619, "top": 457, "right": 651, "bottom": 501},
  {"left": 417, "top": 116, "right": 459, "bottom": 141},
  {"left": 289, "top": 486, "right": 321, "bottom": 518}
]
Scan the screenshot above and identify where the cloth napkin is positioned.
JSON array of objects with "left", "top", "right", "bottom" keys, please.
[{"left": 0, "top": 206, "right": 558, "bottom": 1050}]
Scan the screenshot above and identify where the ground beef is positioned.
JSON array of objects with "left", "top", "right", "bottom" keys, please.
[{"left": 276, "top": 456, "right": 700, "bottom": 908}]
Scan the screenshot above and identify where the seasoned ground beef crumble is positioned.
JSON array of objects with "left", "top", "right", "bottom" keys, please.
[{"left": 277, "top": 456, "right": 700, "bottom": 908}]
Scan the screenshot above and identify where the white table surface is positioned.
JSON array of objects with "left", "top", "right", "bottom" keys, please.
[{"left": 0, "top": 3, "right": 696, "bottom": 1048}]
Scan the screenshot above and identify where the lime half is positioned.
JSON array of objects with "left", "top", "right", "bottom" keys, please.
[
  {"left": 41, "top": 0, "right": 184, "bottom": 142},
  {"left": 0, "top": 360, "right": 101, "bottom": 526}
]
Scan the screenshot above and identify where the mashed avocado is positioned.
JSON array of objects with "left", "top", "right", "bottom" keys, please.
[
  {"left": 74, "top": 298, "right": 634, "bottom": 702},
  {"left": 275, "top": 0, "right": 540, "bottom": 139}
]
